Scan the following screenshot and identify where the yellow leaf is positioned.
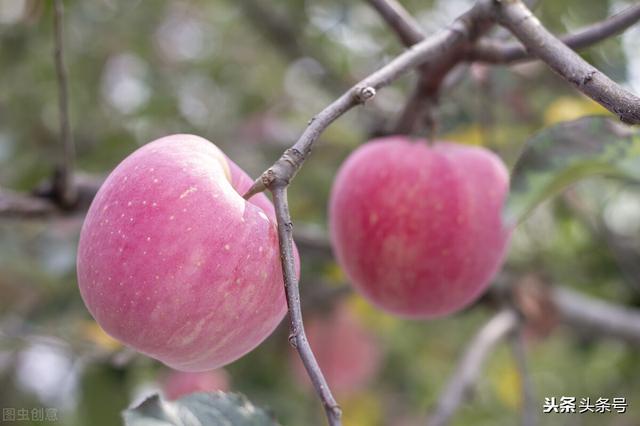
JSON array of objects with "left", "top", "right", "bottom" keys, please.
[
  {"left": 443, "top": 124, "right": 484, "bottom": 146},
  {"left": 491, "top": 358, "right": 522, "bottom": 410},
  {"left": 347, "top": 295, "right": 398, "bottom": 333},
  {"left": 323, "top": 261, "right": 346, "bottom": 283},
  {"left": 341, "top": 393, "right": 383, "bottom": 426},
  {"left": 81, "top": 321, "right": 121, "bottom": 351},
  {"left": 544, "top": 96, "right": 609, "bottom": 125}
]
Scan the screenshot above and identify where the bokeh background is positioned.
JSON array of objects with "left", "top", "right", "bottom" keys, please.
[{"left": 1, "top": 0, "right": 640, "bottom": 425}]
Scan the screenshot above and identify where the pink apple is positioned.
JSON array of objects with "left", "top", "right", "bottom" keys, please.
[
  {"left": 329, "top": 136, "right": 510, "bottom": 318},
  {"left": 162, "top": 369, "right": 230, "bottom": 400},
  {"left": 291, "top": 303, "right": 382, "bottom": 396},
  {"left": 77, "top": 134, "right": 298, "bottom": 371}
]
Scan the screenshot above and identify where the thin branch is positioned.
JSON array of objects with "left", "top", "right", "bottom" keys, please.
[
  {"left": 552, "top": 286, "right": 640, "bottom": 345},
  {"left": 428, "top": 309, "right": 520, "bottom": 426},
  {"left": 367, "top": 0, "right": 424, "bottom": 46},
  {"left": 365, "top": 0, "right": 432, "bottom": 135},
  {"left": 470, "top": 3, "right": 640, "bottom": 63},
  {"left": 393, "top": 80, "right": 435, "bottom": 136},
  {"left": 509, "top": 329, "right": 536, "bottom": 426},
  {"left": 0, "top": 188, "right": 59, "bottom": 217},
  {"left": 271, "top": 186, "right": 341, "bottom": 426},
  {"left": 0, "top": 174, "right": 102, "bottom": 218},
  {"left": 393, "top": 63, "right": 471, "bottom": 136},
  {"left": 243, "top": 0, "right": 494, "bottom": 198},
  {"left": 493, "top": 0, "right": 640, "bottom": 124},
  {"left": 366, "top": 0, "right": 493, "bottom": 135},
  {"left": 52, "top": 0, "right": 76, "bottom": 206}
]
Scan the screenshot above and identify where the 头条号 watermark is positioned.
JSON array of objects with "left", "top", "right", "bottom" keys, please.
[
  {"left": 2, "top": 407, "right": 58, "bottom": 422},
  {"left": 543, "top": 397, "right": 628, "bottom": 414}
]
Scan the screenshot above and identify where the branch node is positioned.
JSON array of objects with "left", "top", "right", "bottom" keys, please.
[
  {"left": 288, "top": 333, "right": 298, "bottom": 348},
  {"left": 354, "top": 85, "right": 377, "bottom": 103},
  {"left": 243, "top": 148, "right": 306, "bottom": 199}
]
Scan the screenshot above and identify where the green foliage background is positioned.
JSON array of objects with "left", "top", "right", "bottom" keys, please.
[{"left": 1, "top": 0, "right": 640, "bottom": 425}]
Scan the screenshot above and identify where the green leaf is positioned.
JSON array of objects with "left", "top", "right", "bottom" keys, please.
[
  {"left": 123, "top": 392, "right": 279, "bottom": 426},
  {"left": 505, "top": 116, "right": 640, "bottom": 225}
]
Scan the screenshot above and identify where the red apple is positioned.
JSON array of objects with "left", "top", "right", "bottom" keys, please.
[
  {"left": 162, "top": 369, "right": 230, "bottom": 400},
  {"left": 329, "top": 136, "right": 510, "bottom": 318},
  {"left": 77, "top": 134, "right": 298, "bottom": 371},
  {"left": 291, "top": 303, "right": 382, "bottom": 396}
]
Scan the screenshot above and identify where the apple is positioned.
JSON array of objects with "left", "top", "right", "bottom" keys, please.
[
  {"left": 328, "top": 136, "right": 510, "bottom": 318},
  {"left": 162, "top": 369, "right": 230, "bottom": 400},
  {"left": 291, "top": 302, "right": 382, "bottom": 396},
  {"left": 77, "top": 134, "right": 297, "bottom": 371}
]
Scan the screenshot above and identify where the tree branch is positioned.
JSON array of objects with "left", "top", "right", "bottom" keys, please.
[
  {"left": 0, "top": 174, "right": 102, "bottom": 218},
  {"left": 243, "top": 0, "right": 494, "bottom": 198},
  {"left": 271, "top": 186, "right": 341, "bottom": 426},
  {"left": 424, "top": 282, "right": 640, "bottom": 425},
  {"left": 493, "top": 0, "right": 640, "bottom": 124},
  {"left": 402, "top": 17, "right": 490, "bottom": 136},
  {"left": 552, "top": 286, "right": 640, "bottom": 345},
  {"left": 428, "top": 309, "right": 520, "bottom": 426},
  {"left": 367, "top": 0, "right": 494, "bottom": 135},
  {"left": 53, "top": 0, "right": 76, "bottom": 206},
  {"left": 0, "top": 188, "right": 59, "bottom": 217},
  {"left": 366, "top": 0, "right": 424, "bottom": 46},
  {"left": 509, "top": 329, "right": 536, "bottom": 426},
  {"left": 366, "top": 0, "right": 432, "bottom": 135},
  {"left": 470, "top": 3, "right": 640, "bottom": 63}
]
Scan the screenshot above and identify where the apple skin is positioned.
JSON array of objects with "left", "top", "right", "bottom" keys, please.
[
  {"left": 291, "top": 303, "right": 382, "bottom": 396},
  {"left": 77, "top": 134, "right": 297, "bottom": 371},
  {"left": 162, "top": 369, "right": 230, "bottom": 400},
  {"left": 329, "top": 136, "right": 510, "bottom": 319}
]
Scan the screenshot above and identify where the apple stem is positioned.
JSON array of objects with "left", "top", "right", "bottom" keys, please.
[{"left": 271, "top": 185, "right": 342, "bottom": 426}]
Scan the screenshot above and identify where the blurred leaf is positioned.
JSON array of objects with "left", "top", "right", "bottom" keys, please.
[
  {"left": 543, "top": 96, "right": 610, "bottom": 125},
  {"left": 322, "top": 261, "right": 346, "bottom": 283},
  {"left": 348, "top": 295, "right": 398, "bottom": 333},
  {"left": 505, "top": 116, "right": 640, "bottom": 225},
  {"left": 490, "top": 359, "right": 522, "bottom": 410},
  {"left": 341, "top": 393, "right": 382, "bottom": 426},
  {"left": 81, "top": 320, "right": 122, "bottom": 351},
  {"left": 123, "top": 392, "right": 279, "bottom": 426},
  {"left": 81, "top": 363, "right": 130, "bottom": 426},
  {"left": 443, "top": 124, "right": 484, "bottom": 146}
]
